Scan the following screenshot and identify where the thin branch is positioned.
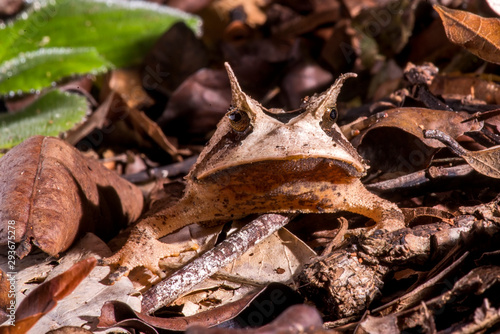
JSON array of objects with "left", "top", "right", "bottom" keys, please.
[{"left": 141, "top": 213, "right": 295, "bottom": 314}]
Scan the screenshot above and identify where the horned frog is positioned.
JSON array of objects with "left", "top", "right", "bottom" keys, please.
[{"left": 103, "top": 63, "right": 404, "bottom": 279}]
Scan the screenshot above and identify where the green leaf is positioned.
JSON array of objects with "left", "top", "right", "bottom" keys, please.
[
  {"left": 0, "top": 0, "right": 201, "bottom": 95},
  {"left": 0, "top": 90, "right": 88, "bottom": 150},
  {"left": 0, "top": 47, "right": 112, "bottom": 95}
]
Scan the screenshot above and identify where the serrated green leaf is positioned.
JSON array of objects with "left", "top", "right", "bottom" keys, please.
[
  {"left": 0, "top": 90, "right": 88, "bottom": 150},
  {"left": 0, "top": 0, "right": 201, "bottom": 95},
  {"left": 0, "top": 47, "right": 112, "bottom": 95}
]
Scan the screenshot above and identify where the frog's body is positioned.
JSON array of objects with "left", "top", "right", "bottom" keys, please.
[{"left": 103, "top": 63, "right": 404, "bottom": 278}]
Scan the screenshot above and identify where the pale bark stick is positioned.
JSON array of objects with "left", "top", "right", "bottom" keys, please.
[{"left": 141, "top": 213, "right": 294, "bottom": 314}]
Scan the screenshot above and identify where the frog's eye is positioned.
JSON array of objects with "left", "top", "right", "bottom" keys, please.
[
  {"left": 227, "top": 106, "right": 251, "bottom": 132},
  {"left": 327, "top": 106, "right": 338, "bottom": 122},
  {"left": 321, "top": 105, "right": 338, "bottom": 128}
]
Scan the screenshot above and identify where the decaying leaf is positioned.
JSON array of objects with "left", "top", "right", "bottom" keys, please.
[
  {"left": 352, "top": 107, "right": 482, "bottom": 149},
  {"left": 98, "top": 283, "right": 304, "bottom": 332},
  {"left": 280, "top": 61, "right": 333, "bottom": 109},
  {"left": 0, "top": 136, "right": 144, "bottom": 258},
  {"left": 353, "top": 0, "right": 417, "bottom": 57},
  {"left": 8, "top": 233, "right": 140, "bottom": 333},
  {"left": 219, "top": 226, "right": 315, "bottom": 284},
  {"left": 434, "top": 5, "right": 500, "bottom": 64},
  {"left": 140, "top": 214, "right": 295, "bottom": 314},
  {"left": 424, "top": 129, "right": 500, "bottom": 179},
  {"left": 4, "top": 258, "right": 96, "bottom": 334},
  {"left": 350, "top": 107, "right": 482, "bottom": 173},
  {"left": 430, "top": 74, "right": 500, "bottom": 105},
  {"left": 146, "top": 223, "right": 315, "bottom": 318}
]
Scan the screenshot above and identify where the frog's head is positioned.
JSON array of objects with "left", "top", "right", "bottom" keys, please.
[{"left": 191, "top": 63, "right": 367, "bottom": 181}]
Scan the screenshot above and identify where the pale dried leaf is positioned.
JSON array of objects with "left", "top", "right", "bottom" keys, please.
[
  {"left": 434, "top": 5, "right": 500, "bottom": 64},
  {"left": 424, "top": 129, "right": 500, "bottom": 179},
  {"left": 14, "top": 234, "right": 140, "bottom": 334},
  {"left": 219, "top": 226, "right": 316, "bottom": 284}
]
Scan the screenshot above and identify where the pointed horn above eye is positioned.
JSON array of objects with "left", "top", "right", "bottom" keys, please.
[
  {"left": 224, "top": 62, "right": 247, "bottom": 108},
  {"left": 313, "top": 72, "right": 357, "bottom": 118},
  {"left": 324, "top": 72, "right": 357, "bottom": 105}
]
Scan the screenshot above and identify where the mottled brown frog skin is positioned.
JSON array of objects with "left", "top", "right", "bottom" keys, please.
[{"left": 103, "top": 63, "right": 404, "bottom": 278}]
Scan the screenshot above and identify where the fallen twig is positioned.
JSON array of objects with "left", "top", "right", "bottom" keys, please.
[{"left": 141, "top": 213, "right": 295, "bottom": 314}]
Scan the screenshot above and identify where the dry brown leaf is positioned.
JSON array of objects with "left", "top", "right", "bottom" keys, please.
[
  {"left": 350, "top": 108, "right": 483, "bottom": 173},
  {"left": 97, "top": 293, "right": 259, "bottom": 332},
  {"left": 0, "top": 258, "right": 96, "bottom": 334},
  {"left": 128, "top": 108, "right": 181, "bottom": 160},
  {"left": 210, "top": 0, "right": 267, "bottom": 27},
  {"left": 98, "top": 283, "right": 305, "bottom": 332},
  {"left": 272, "top": 3, "right": 340, "bottom": 37},
  {"left": 352, "top": 108, "right": 482, "bottom": 149},
  {"left": 430, "top": 74, "right": 500, "bottom": 105},
  {"left": 219, "top": 227, "right": 315, "bottom": 284},
  {"left": 107, "top": 68, "right": 154, "bottom": 110},
  {"left": 10, "top": 233, "right": 140, "bottom": 333},
  {"left": 103, "top": 69, "right": 181, "bottom": 159},
  {"left": 434, "top": 4, "right": 500, "bottom": 64},
  {"left": 0, "top": 136, "right": 144, "bottom": 258},
  {"left": 424, "top": 129, "right": 500, "bottom": 179}
]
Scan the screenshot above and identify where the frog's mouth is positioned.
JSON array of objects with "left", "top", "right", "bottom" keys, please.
[{"left": 195, "top": 156, "right": 364, "bottom": 183}]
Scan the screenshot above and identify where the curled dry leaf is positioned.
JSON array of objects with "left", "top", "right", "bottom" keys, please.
[
  {"left": 352, "top": 107, "right": 482, "bottom": 149},
  {"left": 99, "top": 283, "right": 304, "bottom": 332},
  {"left": 0, "top": 136, "right": 143, "bottom": 258},
  {"left": 434, "top": 5, "right": 500, "bottom": 64},
  {"left": 351, "top": 108, "right": 482, "bottom": 173},
  {"left": 424, "top": 129, "right": 500, "bottom": 179}
]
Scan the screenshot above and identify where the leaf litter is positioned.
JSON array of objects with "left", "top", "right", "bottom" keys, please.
[{"left": 1, "top": 1, "right": 500, "bottom": 333}]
